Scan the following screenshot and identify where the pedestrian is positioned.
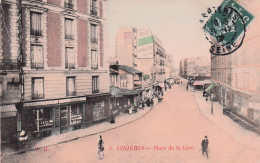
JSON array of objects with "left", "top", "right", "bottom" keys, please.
[
  {"left": 98, "top": 135, "right": 105, "bottom": 159},
  {"left": 186, "top": 84, "right": 188, "bottom": 91},
  {"left": 201, "top": 136, "right": 209, "bottom": 159}
]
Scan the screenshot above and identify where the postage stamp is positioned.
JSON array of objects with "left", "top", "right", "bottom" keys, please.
[{"left": 203, "top": 0, "right": 254, "bottom": 55}]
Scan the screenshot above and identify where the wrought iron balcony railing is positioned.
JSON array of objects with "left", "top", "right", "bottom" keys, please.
[
  {"left": 91, "top": 6, "right": 98, "bottom": 16},
  {"left": 0, "top": 59, "right": 20, "bottom": 70},
  {"left": 67, "top": 91, "right": 76, "bottom": 96},
  {"left": 91, "top": 38, "right": 98, "bottom": 43},
  {"left": 32, "top": 93, "right": 44, "bottom": 99},
  {"left": 65, "top": 63, "right": 75, "bottom": 69},
  {"left": 92, "top": 89, "right": 99, "bottom": 94},
  {"left": 64, "top": 2, "right": 74, "bottom": 9}
]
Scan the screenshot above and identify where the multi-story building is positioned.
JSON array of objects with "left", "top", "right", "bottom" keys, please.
[
  {"left": 211, "top": 0, "right": 260, "bottom": 127},
  {"left": 112, "top": 26, "right": 171, "bottom": 99},
  {"left": 0, "top": 0, "right": 109, "bottom": 143},
  {"left": 181, "top": 56, "right": 210, "bottom": 80}
]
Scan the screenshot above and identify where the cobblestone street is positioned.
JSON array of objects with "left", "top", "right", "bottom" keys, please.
[{"left": 2, "top": 83, "right": 260, "bottom": 163}]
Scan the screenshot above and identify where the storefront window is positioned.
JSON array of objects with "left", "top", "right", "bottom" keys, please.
[
  {"left": 70, "top": 104, "right": 83, "bottom": 125},
  {"left": 60, "top": 106, "right": 68, "bottom": 133},
  {"left": 24, "top": 108, "right": 53, "bottom": 134}
]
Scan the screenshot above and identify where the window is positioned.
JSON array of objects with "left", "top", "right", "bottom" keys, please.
[
  {"left": 65, "top": 18, "right": 73, "bottom": 39},
  {"left": 120, "top": 76, "right": 127, "bottom": 88},
  {"left": 31, "top": 12, "right": 42, "bottom": 36},
  {"left": 91, "top": 0, "right": 98, "bottom": 16},
  {"left": 91, "top": 50, "right": 98, "bottom": 69},
  {"left": 67, "top": 77, "right": 76, "bottom": 96},
  {"left": 32, "top": 78, "right": 44, "bottom": 99},
  {"left": 31, "top": 45, "right": 43, "bottom": 69},
  {"left": 64, "top": 0, "right": 74, "bottom": 9},
  {"left": 92, "top": 76, "right": 99, "bottom": 93},
  {"left": 65, "top": 47, "right": 75, "bottom": 69},
  {"left": 91, "top": 24, "right": 97, "bottom": 43}
]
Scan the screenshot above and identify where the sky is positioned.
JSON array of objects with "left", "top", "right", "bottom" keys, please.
[{"left": 107, "top": 0, "right": 223, "bottom": 65}]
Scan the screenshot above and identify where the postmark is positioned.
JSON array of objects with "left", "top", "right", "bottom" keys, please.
[{"left": 201, "top": 0, "right": 254, "bottom": 56}]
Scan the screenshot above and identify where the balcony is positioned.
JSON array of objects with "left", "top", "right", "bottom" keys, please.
[
  {"left": 65, "top": 34, "right": 74, "bottom": 40},
  {"left": 67, "top": 91, "right": 76, "bottom": 96},
  {"left": 32, "top": 93, "right": 44, "bottom": 99},
  {"left": 65, "top": 63, "right": 75, "bottom": 69},
  {"left": 91, "top": 38, "right": 98, "bottom": 44},
  {"left": 92, "top": 89, "right": 99, "bottom": 94},
  {"left": 91, "top": 6, "right": 98, "bottom": 16},
  {"left": 0, "top": 59, "right": 20, "bottom": 70},
  {"left": 91, "top": 63, "right": 98, "bottom": 70},
  {"left": 64, "top": 2, "right": 74, "bottom": 9},
  {"left": 31, "top": 62, "right": 44, "bottom": 69}
]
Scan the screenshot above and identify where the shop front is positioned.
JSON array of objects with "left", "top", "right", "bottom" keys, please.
[
  {"left": 18, "top": 97, "right": 86, "bottom": 138},
  {"left": 0, "top": 104, "right": 17, "bottom": 144},
  {"left": 86, "top": 93, "right": 110, "bottom": 125}
]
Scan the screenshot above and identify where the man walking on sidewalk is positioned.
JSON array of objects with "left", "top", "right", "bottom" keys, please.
[{"left": 201, "top": 136, "right": 209, "bottom": 159}]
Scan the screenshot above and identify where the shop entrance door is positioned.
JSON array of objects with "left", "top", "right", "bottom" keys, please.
[{"left": 60, "top": 106, "right": 68, "bottom": 134}]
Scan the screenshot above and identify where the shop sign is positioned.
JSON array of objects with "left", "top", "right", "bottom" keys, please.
[
  {"left": 24, "top": 100, "right": 59, "bottom": 107},
  {"left": 23, "top": 97, "right": 86, "bottom": 108},
  {"left": 59, "top": 97, "right": 86, "bottom": 104}
]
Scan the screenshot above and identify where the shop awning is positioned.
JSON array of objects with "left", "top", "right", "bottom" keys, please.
[
  {"left": 193, "top": 81, "right": 203, "bottom": 86},
  {"left": 110, "top": 86, "right": 141, "bottom": 97},
  {"left": 0, "top": 104, "right": 17, "bottom": 117},
  {"left": 248, "top": 93, "right": 260, "bottom": 110},
  {"left": 205, "top": 83, "right": 214, "bottom": 92}
]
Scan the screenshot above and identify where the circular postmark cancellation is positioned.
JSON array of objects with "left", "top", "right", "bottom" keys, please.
[{"left": 203, "top": 6, "right": 246, "bottom": 56}]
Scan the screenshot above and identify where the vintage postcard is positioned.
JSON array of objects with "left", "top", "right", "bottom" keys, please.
[{"left": 0, "top": 0, "right": 260, "bottom": 162}]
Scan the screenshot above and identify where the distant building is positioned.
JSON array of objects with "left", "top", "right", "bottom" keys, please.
[
  {"left": 181, "top": 56, "right": 210, "bottom": 80},
  {"left": 112, "top": 26, "right": 172, "bottom": 100}
]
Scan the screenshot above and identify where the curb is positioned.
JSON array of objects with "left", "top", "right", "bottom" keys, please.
[{"left": 1, "top": 98, "right": 161, "bottom": 159}]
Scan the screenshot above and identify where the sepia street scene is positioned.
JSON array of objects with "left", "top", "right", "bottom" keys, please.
[{"left": 0, "top": 0, "right": 260, "bottom": 162}]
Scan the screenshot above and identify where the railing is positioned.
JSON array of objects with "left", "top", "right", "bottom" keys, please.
[
  {"left": 92, "top": 89, "right": 99, "bottom": 94},
  {"left": 32, "top": 93, "right": 44, "bottom": 99},
  {"left": 31, "top": 62, "right": 44, "bottom": 69},
  {"left": 91, "top": 6, "right": 98, "bottom": 16},
  {"left": 67, "top": 91, "right": 76, "bottom": 96},
  {"left": 65, "top": 63, "right": 75, "bottom": 69},
  {"left": 0, "top": 59, "right": 20, "bottom": 70},
  {"left": 91, "top": 63, "right": 98, "bottom": 70},
  {"left": 64, "top": 2, "right": 74, "bottom": 9},
  {"left": 65, "top": 34, "right": 74, "bottom": 40},
  {"left": 91, "top": 38, "right": 98, "bottom": 43}
]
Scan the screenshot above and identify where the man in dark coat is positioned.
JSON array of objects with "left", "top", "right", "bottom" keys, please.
[{"left": 201, "top": 136, "right": 209, "bottom": 158}]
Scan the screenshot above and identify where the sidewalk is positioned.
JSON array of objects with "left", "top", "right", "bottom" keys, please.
[
  {"left": 193, "top": 90, "right": 260, "bottom": 150},
  {"left": 2, "top": 94, "right": 166, "bottom": 158}
]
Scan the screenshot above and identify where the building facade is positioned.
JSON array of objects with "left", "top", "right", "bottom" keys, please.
[
  {"left": 112, "top": 26, "right": 172, "bottom": 99},
  {"left": 0, "top": 0, "right": 109, "bottom": 143},
  {"left": 181, "top": 56, "right": 210, "bottom": 80},
  {"left": 110, "top": 64, "right": 142, "bottom": 113},
  {"left": 211, "top": 0, "right": 260, "bottom": 127}
]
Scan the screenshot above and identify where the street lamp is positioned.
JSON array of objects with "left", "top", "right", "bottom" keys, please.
[{"left": 211, "top": 93, "right": 213, "bottom": 114}]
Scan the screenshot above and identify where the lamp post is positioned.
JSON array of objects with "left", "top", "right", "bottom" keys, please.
[{"left": 211, "top": 93, "right": 213, "bottom": 114}]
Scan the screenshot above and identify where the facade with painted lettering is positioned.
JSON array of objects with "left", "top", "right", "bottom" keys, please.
[{"left": 0, "top": 0, "right": 109, "bottom": 143}]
